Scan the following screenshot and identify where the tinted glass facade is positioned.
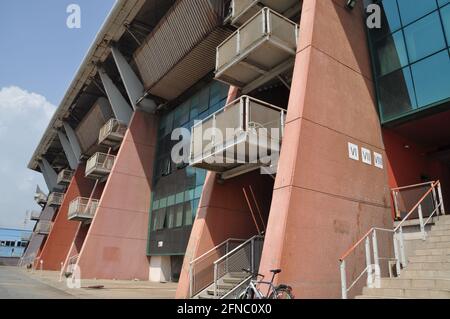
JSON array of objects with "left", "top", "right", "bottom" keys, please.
[
  {"left": 369, "top": 0, "right": 450, "bottom": 123},
  {"left": 147, "top": 81, "right": 229, "bottom": 256}
]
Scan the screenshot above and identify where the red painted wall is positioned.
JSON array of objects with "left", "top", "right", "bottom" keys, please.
[
  {"left": 37, "top": 164, "right": 103, "bottom": 270},
  {"left": 76, "top": 111, "right": 157, "bottom": 280}
]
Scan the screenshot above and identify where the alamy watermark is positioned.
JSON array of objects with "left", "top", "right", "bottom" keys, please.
[{"left": 66, "top": 4, "right": 81, "bottom": 29}]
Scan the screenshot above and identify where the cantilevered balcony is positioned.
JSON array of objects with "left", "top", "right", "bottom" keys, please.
[
  {"left": 57, "top": 169, "right": 74, "bottom": 185},
  {"left": 35, "top": 221, "right": 52, "bottom": 235},
  {"left": 34, "top": 192, "right": 47, "bottom": 205},
  {"left": 189, "top": 96, "right": 286, "bottom": 179},
  {"left": 21, "top": 233, "right": 32, "bottom": 242},
  {"left": 47, "top": 192, "right": 64, "bottom": 207},
  {"left": 85, "top": 152, "right": 115, "bottom": 179},
  {"left": 226, "top": 0, "right": 299, "bottom": 27},
  {"left": 30, "top": 211, "right": 41, "bottom": 221},
  {"left": 68, "top": 197, "right": 99, "bottom": 222},
  {"left": 98, "top": 118, "right": 127, "bottom": 147},
  {"left": 216, "top": 7, "right": 299, "bottom": 93}
]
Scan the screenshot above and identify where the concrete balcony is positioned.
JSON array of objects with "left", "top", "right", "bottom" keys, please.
[
  {"left": 30, "top": 211, "right": 41, "bottom": 221},
  {"left": 216, "top": 7, "right": 299, "bottom": 93},
  {"left": 68, "top": 197, "right": 99, "bottom": 222},
  {"left": 35, "top": 221, "right": 52, "bottom": 235},
  {"left": 47, "top": 192, "right": 65, "bottom": 207},
  {"left": 189, "top": 96, "right": 286, "bottom": 179},
  {"left": 98, "top": 118, "right": 127, "bottom": 147},
  {"left": 21, "top": 233, "right": 32, "bottom": 242},
  {"left": 34, "top": 193, "right": 47, "bottom": 205},
  {"left": 85, "top": 152, "right": 116, "bottom": 179},
  {"left": 57, "top": 169, "right": 74, "bottom": 185},
  {"left": 226, "top": 0, "right": 299, "bottom": 27}
]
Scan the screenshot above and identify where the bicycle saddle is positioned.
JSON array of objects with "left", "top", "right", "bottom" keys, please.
[{"left": 270, "top": 269, "right": 282, "bottom": 274}]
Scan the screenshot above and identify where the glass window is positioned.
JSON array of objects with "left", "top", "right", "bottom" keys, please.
[
  {"left": 175, "top": 192, "right": 184, "bottom": 204},
  {"left": 195, "top": 169, "right": 207, "bottom": 186},
  {"left": 438, "top": 0, "right": 450, "bottom": 7},
  {"left": 190, "top": 87, "right": 210, "bottom": 119},
  {"left": 175, "top": 204, "right": 184, "bottom": 227},
  {"left": 194, "top": 185, "right": 203, "bottom": 199},
  {"left": 374, "top": 30, "right": 409, "bottom": 76},
  {"left": 411, "top": 50, "right": 450, "bottom": 107},
  {"left": 174, "top": 100, "right": 190, "bottom": 128},
  {"left": 184, "top": 202, "right": 193, "bottom": 226},
  {"left": 166, "top": 207, "right": 175, "bottom": 229},
  {"left": 372, "top": 0, "right": 402, "bottom": 39},
  {"left": 442, "top": 4, "right": 450, "bottom": 41},
  {"left": 404, "top": 12, "right": 446, "bottom": 63},
  {"left": 397, "top": 0, "right": 437, "bottom": 25},
  {"left": 379, "top": 66, "right": 417, "bottom": 121}
]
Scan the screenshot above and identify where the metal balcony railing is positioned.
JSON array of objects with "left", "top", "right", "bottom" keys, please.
[
  {"left": 57, "top": 169, "right": 74, "bottom": 185},
  {"left": 216, "top": 7, "right": 299, "bottom": 93},
  {"left": 68, "top": 197, "right": 99, "bottom": 221},
  {"left": 30, "top": 211, "right": 41, "bottom": 221},
  {"left": 98, "top": 118, "right": 127, "bottom": 147},
  {"left": 189, "top": 96, "right": 286, "bottom": 178},
  {"left": 225, "top": 0, "right": 299, "bottom": 27},
  {"left": 35, "top": 221, "right": 52, "bottom": 235},
  {"left": 85, "top": 152, "right": 115, "bottom": 179},
  {"left": 47, "top": 192, "right": 65, "bottom": 207}
]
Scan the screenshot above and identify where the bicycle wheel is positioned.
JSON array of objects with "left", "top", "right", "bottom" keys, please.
[{"left": 269, "top": 286, "right": 294, "bottom": 299}]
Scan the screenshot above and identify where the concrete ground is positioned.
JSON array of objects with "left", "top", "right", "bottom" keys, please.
[{"left": 0, "top": 266, "right": 177, "bottom": 299}]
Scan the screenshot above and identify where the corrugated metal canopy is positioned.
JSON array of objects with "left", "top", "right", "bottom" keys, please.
[{"left": 134, "top": 0, "right": 232, "bottom": 101}]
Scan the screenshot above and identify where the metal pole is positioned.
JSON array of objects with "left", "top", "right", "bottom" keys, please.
[
  {"left": 365, "top": 237, "right": 373, "bottom": 288},
  {"left": 393, "top": 191, "right": 400, "bottom": 219},
  {"left": 251, "top": 238, "right": 255, "bottom": 273},
  {"left": 372, "top": 230, "right": 381, "bottom": 288},
  {"left": 432, "top": 187, "right": 439, "bottom": 218},
  {"left": 398, "top": 226, "right": 407, "bottom": 267},
  {"left": 213, "top": 264, "right": 218, "bottom": 298},
  {"left": 340, "top": 261, "right": 347, "bottom": 299},
  {"left": 189, "top": 265, "right": 193, "bottom": 298},
  {"left": 393, "top": 233, "right": 401, "bottom": 276},
  {"left": 437, "top": 183, "right": 445, "bottom": 215},
  {"left": 418, "top": 205, "right": 426, "bottom": 240}
]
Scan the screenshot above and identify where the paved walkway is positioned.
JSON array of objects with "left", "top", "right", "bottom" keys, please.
[{"left": 0, "top": 266, "right": 177, "bottom": 299}]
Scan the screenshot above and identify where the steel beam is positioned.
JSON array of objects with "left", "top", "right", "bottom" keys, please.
[
  {"left": 63, "top": 122, "right": 82, "bottom": 161},
  {"left": 38, "top": 159, "right": 58, "bottom": 192},
  {"left": 110, "top": 46, "right": 156, "bottom": 113},
  {"left": 57, "top": 131, "right": 78, "bottom": 170},
  {"left": 99, "top": 68, "right": 133, "bottom": 125}
]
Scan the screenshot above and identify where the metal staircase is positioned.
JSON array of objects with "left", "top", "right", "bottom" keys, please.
[
  {"left": 189, "top": 235, "right": 264, "bottom": 299},
  {"left": 339, "top": 181, "right": 448, "bottom": 299}
]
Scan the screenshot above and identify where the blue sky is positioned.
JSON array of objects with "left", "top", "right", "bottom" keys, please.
[{"left": 0, "top": 1, "right": 115, "bottom": 229}]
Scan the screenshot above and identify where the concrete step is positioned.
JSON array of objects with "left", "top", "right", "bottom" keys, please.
[
  {"left": 227, "top": 272, "right": 249, "bottom": 279},
  {"left": 417, "top": 242, "right": 450, "bottom": 250},
  {"left": 198, "top": 293, "right": 216, "bottom": 299},
  {"left": 223, "top": 277, "right": 245, "bottom": 284},
  {"left": 400, "top": 270, "right": 450, "bottom": 279},
  {"left": 207, "top": 288, "right": 232, "bottom": 296},
  {"left": 407, "top": 262, "right": 450, "bottom": 271},
  {"left": 432, "top": 224, "right": 450, "bottom": 231},
  {"left": 428, "top": 236, "right": 450, "bottom": 243},
  {"left": 429, "top": 230, "right": 450, "bottom": 237},
  {"left": 415, "top": 248, "right": 450, "bottom": 256},
  {"left": 409, "top": 255, "right": 450, "bottom": 263},
  {"left": 363, "top": 287, "right": 450, "bottom": 299},
  {"left": 355, "top": 295, "right": 406, "bottom": 299},
  {"left": 380, "top": 278, "right": 450, "bottom": 290},
  {"left": 437, "top": 218, "right": 450, "bottom": 225}
]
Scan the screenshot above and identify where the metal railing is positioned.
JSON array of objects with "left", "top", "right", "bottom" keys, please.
[
  {"left": 68, "top": 197, "right": 99, "bottom": 220},
  {"left": 57, "top": 169, "right": 74, "bottom": 185},
  {"left": 85, "top": 152, "right": 116, "bottom": 177},
  {"left": 213, "top": 235, "right": 264, "bottom": 298},
  {"left": 189, "top": 238, "right": 246, "bottom": 298},
  {"left": 339, "top": 181, "right": 446, "bottom": 299},
  {"left": 35, "top": 221, "right": 53, "bottom": 235},
  {"left": 190, "top": 95, "right": 286, "bottom": 165},
  {"left": 98, "top": 118, "right": 127, "bottom": 145},
  {"left": 216, "top": 7, "right": 298, "bottom": 79},
  {"left": 391, "top": 181, "right": 436, "bottom": 220},
  {"left": 47, "top": 192, "right": 65, "bottom": 207}
]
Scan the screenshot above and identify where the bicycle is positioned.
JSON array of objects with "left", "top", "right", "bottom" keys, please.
[{"left": 238, "top": 268, "right": 294, "bottom": 299}]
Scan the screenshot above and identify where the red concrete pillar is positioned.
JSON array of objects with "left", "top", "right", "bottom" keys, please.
[
  {"left": 76, "top": 111, "right": 157, "bottom": 280},
  {"left": 37, "top": 164, "right": 100, "bottom": 270},
  {"left": 257, "top": 0, "right": 392, "bottom": 298}
]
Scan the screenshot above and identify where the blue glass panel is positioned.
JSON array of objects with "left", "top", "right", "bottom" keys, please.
[
  {"left": 374, "top": 30, "right": 409, "bottom": 76},
  {"left": 411, "top": 50, "right": 450, "bottom": 107},
  {"left": 397, "top": 0, "right": 437, "bottom": 25},
  {"left": 379, "top": 66, "right": 417, "bottom": 121},
  {"left": 441, "top": 4, "right": 450, "bottom": 41},
  {"left": 438, "top": 0, "right": 450, "bottom": 7},
  {"left": 404, "top": 12, "right": 446, "bottom": 62}
]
